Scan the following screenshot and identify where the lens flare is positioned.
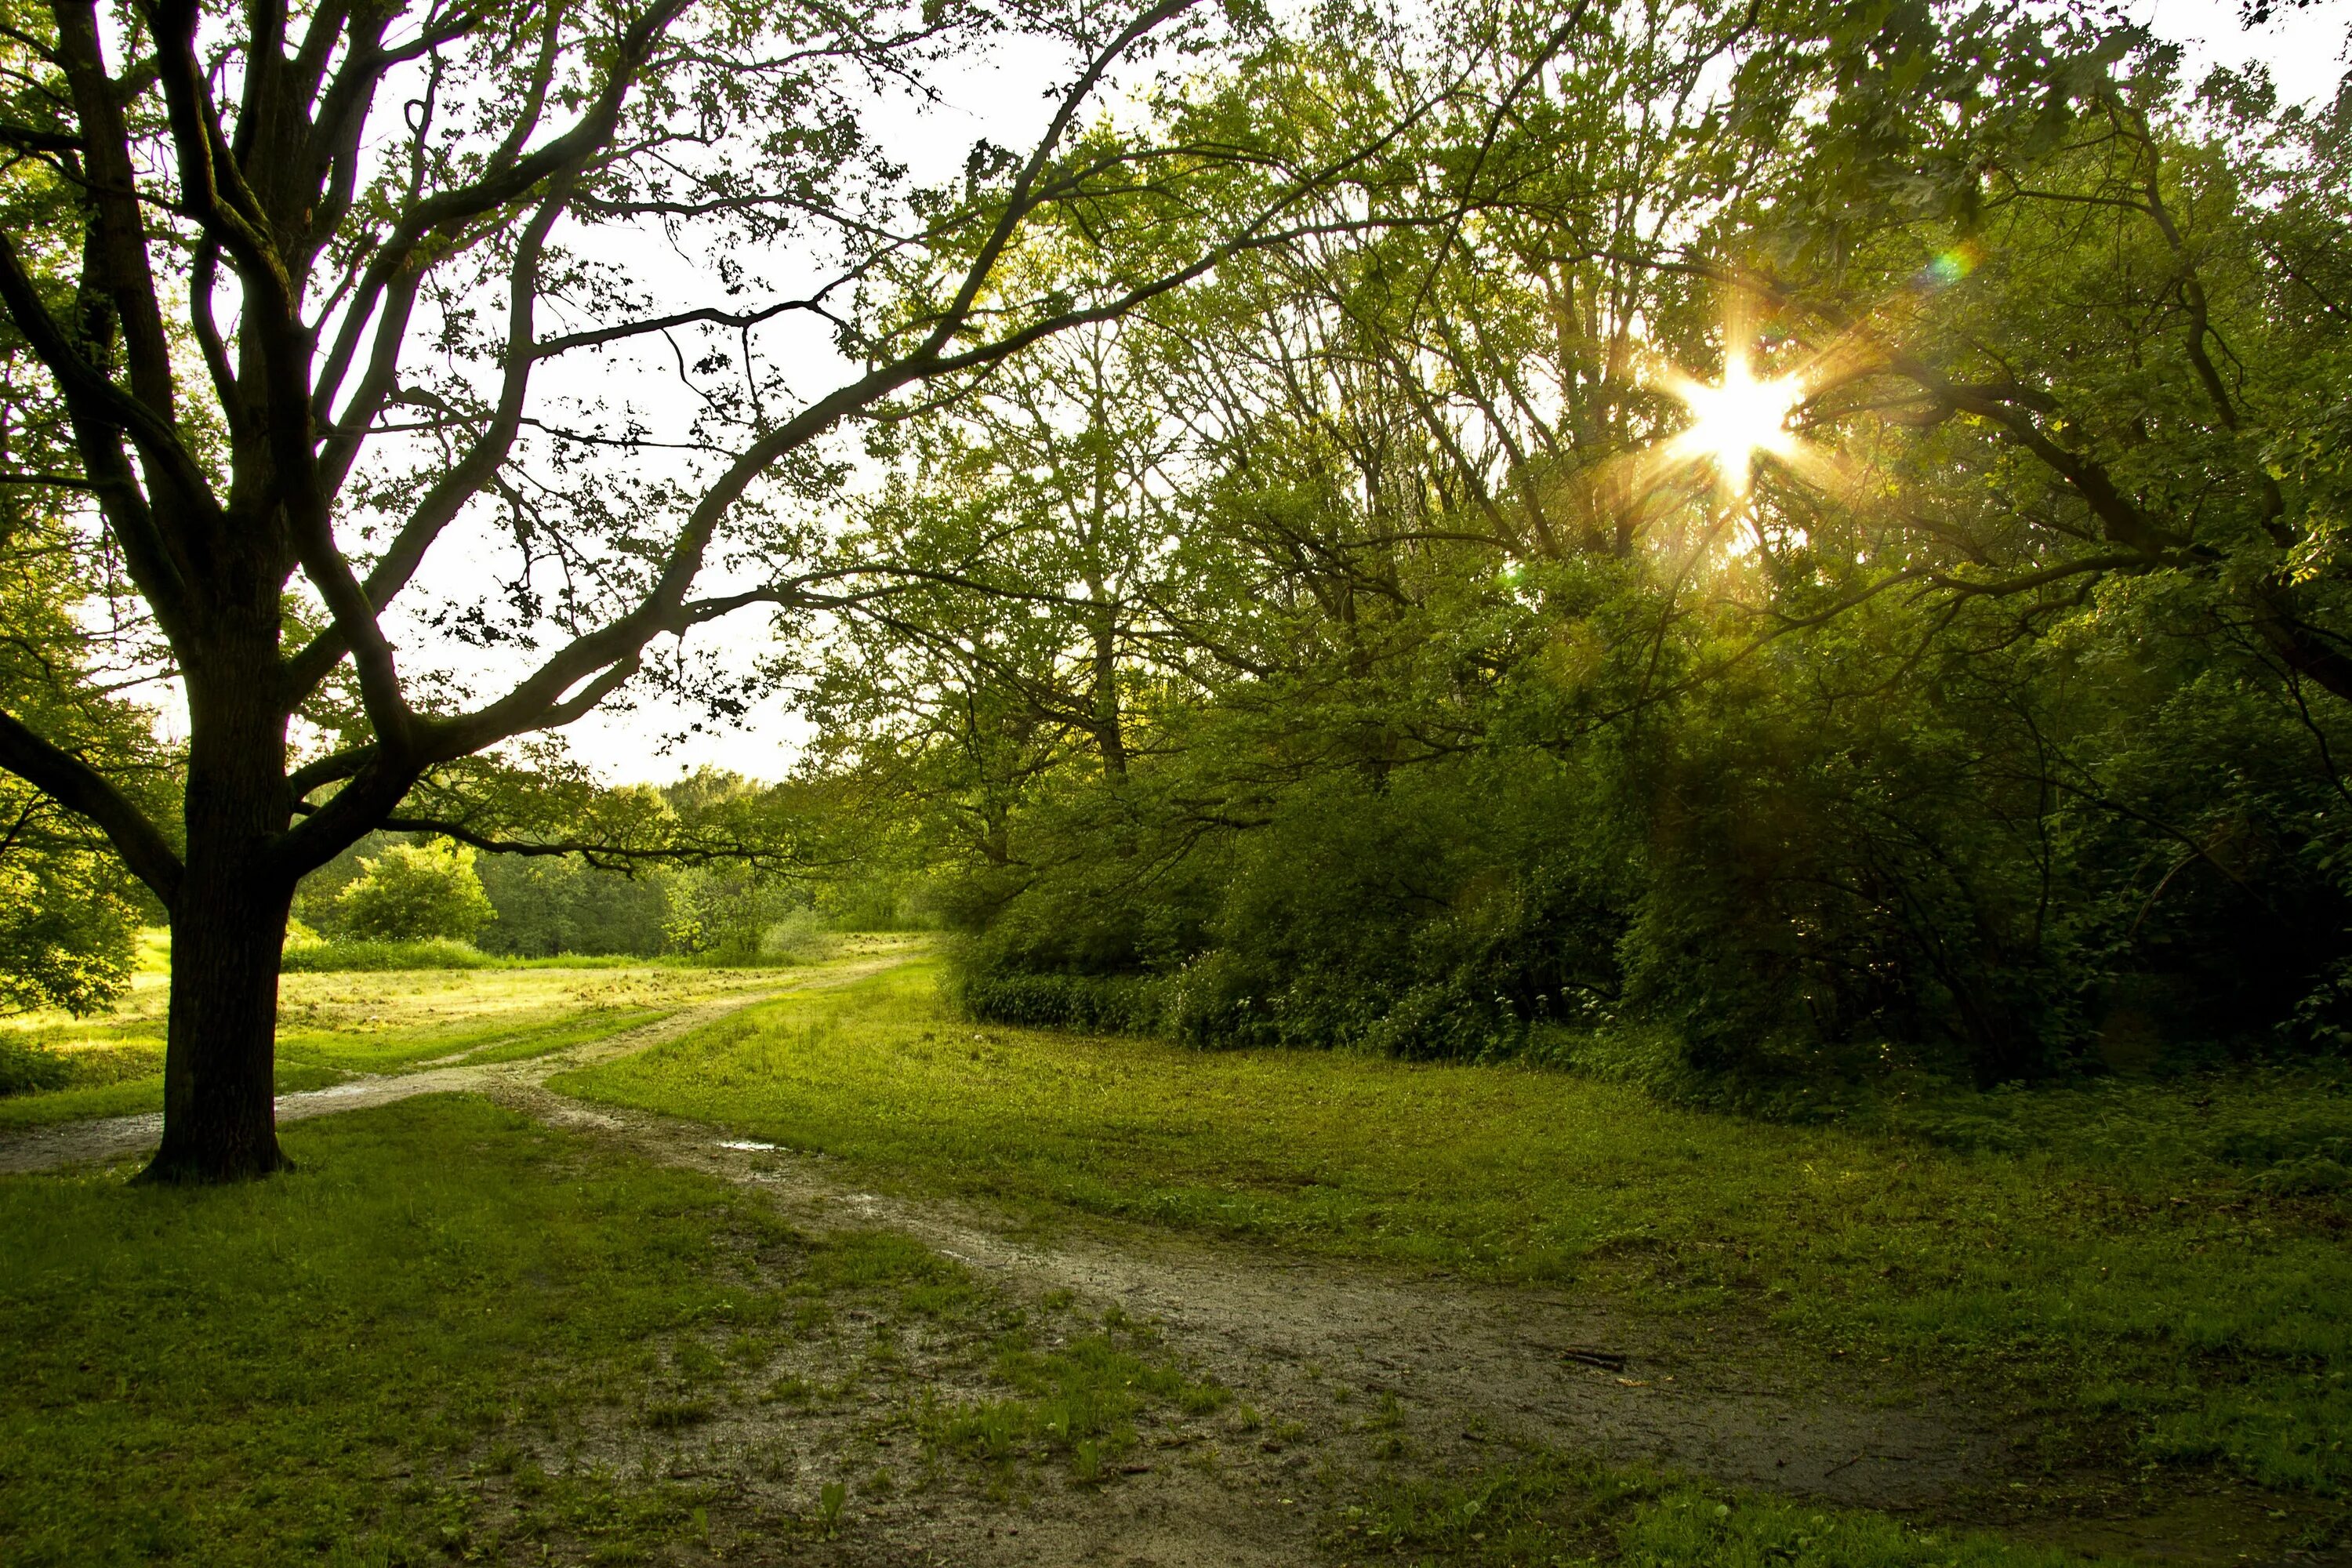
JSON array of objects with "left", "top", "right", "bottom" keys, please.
[{"left": 1665, "top": 350, "right": 1802, "bottom": 497}]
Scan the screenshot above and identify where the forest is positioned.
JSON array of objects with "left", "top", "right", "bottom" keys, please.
[{"left": 2, "top": 0, "right": 2350, "bottom": 1559}]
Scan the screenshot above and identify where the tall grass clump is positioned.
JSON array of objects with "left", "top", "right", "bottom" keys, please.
[{"left": 280, "top": 938, "right": 497, "bottom": 972}]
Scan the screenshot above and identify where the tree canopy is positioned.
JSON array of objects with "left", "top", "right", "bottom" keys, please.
[
  {"left": 0, "top": 0, "right": 1427, "bottom": 1177},
  {"left": 2, "top": 0, "right": 2347, "bottom": 1171},
  {"left": 799, "top": 2, "right": 2352, "bottom": 1092}
]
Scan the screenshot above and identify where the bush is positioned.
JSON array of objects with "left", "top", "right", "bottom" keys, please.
[
  {"left": 0, "top": 1037, "right": 73, "bottom": 1097},
  {"left": 471, "top": 854, "right": 670, "bottom": 957},
  {"left": 336, "top": 838, "right": 496, "bottom": 942},
  {"left": 665, "top": 878, "right": 831, "bottom": 965},
  {"left": 960, "top": 968, "right": 1167, "bottom": 1033},
  {"left": 279, "top": 938, "right": 495, "bottom": 972},
  {"left": 0, "top": 852, "right": 140, "bottom": 1017}
]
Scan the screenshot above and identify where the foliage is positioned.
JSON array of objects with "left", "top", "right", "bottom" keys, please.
[
  {"left": 470, "top": 852, "right": 670, "bottom": 958},
  {"left": 292, "top": 776, "right": 874, "bottom": 963},
  {"left": 0, "top": 0, "right": 1414, "bottom": 1176},
  {"left": 795, "top": 6, "right": 2352, "bottom": 1094},
  {"left": 333, "top": 839, "right": 496, "bottom": 943},
  {"left": 0, "top": 511, "right": 165, "bottom": 1019},
  {"left": 0, "top": 1036, "right": 70, "bottom": 1097},
  {"left": 0, "top": 844, "right": 141, "bottom": 1017}
]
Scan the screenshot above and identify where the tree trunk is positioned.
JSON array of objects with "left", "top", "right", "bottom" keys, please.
[
  {"left": 1087, "top": 597, "right": 1127, "bottom": 779},
  {"left": 140, "top": 649, "right": 296, "bottom": 1183},
  {"left": 142, "top": 873, "right": 294, "bottom": 1181}
]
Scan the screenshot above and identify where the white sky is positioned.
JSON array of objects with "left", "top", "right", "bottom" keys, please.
[
  {"left": 2147, "top": 0, "right": 2349, "bottom": 103},
  {"left": 431, "top": 33, "right": 1079, "bottom": 787}
]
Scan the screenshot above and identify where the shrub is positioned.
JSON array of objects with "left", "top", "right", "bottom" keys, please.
[
  {"left": 0, "top": 853, "right": 140, "bottom": 1017},
  {"left": 336, "top": 838, "right": 496, "bottom": 942},
  {"left": 665, "top": 879, "right": 829, "bottom": 965},
  {"left": 960, "top": 969, "right": 1167, "bottom": 1033},
  {"left": 0, "top": 1037, "right": 72, "bottom": 1097}
]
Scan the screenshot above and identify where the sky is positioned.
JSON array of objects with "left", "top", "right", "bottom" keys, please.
[
  {"left": 545, "top": 38, "right": 1074, "bottom": 787},
  {"left": 2146, "top": 0, "right": 2349, "bottom": 103}
]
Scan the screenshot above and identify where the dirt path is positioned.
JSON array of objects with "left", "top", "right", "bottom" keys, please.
[
  {"left": 8, "top": 954, "right": 2213, "bottom": 1566},
  {"left": 0, "top": 956, "right": 903, "bottom": 1177},
  {"left": 510, "top": 1083, "right": 2003, "bottom": 1559}
]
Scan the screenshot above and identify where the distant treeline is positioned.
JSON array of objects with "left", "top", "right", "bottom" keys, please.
[
  {"left": 297, "top": 841, "right": 920, "bottom": 960},
  {"left": 293, "top": 771, "right": 925, "bottom": 961}
]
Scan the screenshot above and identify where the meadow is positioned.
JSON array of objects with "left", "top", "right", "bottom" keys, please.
[
  {"left": 560, "top": 960, "right": 2352, "bottom": 1504},
  {"left": 3, "top": 947, "right": 2345, "bottom": 1564},
  {"left": 0, "top": 931, "right": 819, "bottom": 1129}
]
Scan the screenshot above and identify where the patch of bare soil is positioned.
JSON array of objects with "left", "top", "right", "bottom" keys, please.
[
  {"left": 514, "top": 1091, "right": 1995, "bottom": 1529},
  {"left": 496, "top": 1095, "right": 2349, "bottom": 1568}
]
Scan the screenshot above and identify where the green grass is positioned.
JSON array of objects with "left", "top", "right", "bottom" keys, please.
[
  {"left": 0, "top": 1095, "right": 802, "bottom": 1564},
  {"left": 280, "top": 941, "right": 736, "bottom": 972},
  {"left": 558, "top": 960, "right": 2352, "bottom": 1497},
  {"left": 0, "top": 1009, "right": 666, "bottom": 1131},
  {"left": 0, "top": 1091, "right": 1200, "bottom": 1564},
  {"left": 921, "top": 1313, "right": 1232, "bottom": 1483},
  {"left": 0, "top": 1062, "right": 350, "bottom": 1130},
  {"left": 1334, "top": 1450, "right": 2143, "bottom": 1568},
  {"left": 281, "top": 937, "right": 502, "bottom": 971},
  {"left": 0, "top": 959, "right": 795, "bottom": 1129}
]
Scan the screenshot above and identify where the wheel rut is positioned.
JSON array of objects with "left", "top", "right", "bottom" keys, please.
[{"left": 514, "top": 1082, "right": 2003, "bottom": 1522}]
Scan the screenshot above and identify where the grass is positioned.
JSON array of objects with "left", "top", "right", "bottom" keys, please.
[
  {"left": 0, "top": 1084, "right": 2151, "bottom": 1568},
  {"left": 1334, "top": 1450, "right": 2140, "bottom": 1568},
  {"left": 0, "top": 1091, "right": 1230, "bottom": 1565},
  {"left": 0, "top": 1096, "right": 798, "bottom": 1564},
  {"left": 279, "top": 940, "right": 790, "bottom": 972},
  {"left": 921, "top": 1315, "right": 1232, "bottom": 1483},
  {"left": 0, "top": 956, "right": 793, "bottom": 1129},
  {"left": 558, "top": 960, "right": 2352, "bottom": 1499},
  {"left": 281, "top": 936, "right": 503, "bottom": 971},
  {"left": 0, "top": 949, "right": 2283, "bottom": 1563}
]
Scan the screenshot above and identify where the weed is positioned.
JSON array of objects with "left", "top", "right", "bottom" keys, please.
[
  {"left": 1333, "top": 1450, "right": 2144, "bottom": 1567},
  {"left": 815, "top": 1479, "right": 847, "bottom": 1535},
  {"left": 643, "top": 1397, "right": 713, "bottom": 1430}
]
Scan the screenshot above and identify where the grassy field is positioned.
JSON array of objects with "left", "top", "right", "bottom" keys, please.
[
  {"left": 4, "top": 946, "right": 2339, "bottom": 1562},
  {"left": 0, "top": 1094, "right": 2136, "bottom": 1568},
  {"left": 559, "top": 960, "right": 2352, "bottom": 1504},
  {"left": 0, "top": 940, "right": 792, "bottom": 1130},
  {"left": 0, "top": 1093, "right": 1247, "bottom": 1566}
]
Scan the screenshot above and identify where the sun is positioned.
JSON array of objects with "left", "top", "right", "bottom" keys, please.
[{"left": 1664, "top": 350, "right": 1802, "bottom": 497}]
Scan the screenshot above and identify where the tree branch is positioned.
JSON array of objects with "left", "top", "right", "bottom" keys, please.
[{"left": 0, "top": 706, "right": 182, "bottom": 902}]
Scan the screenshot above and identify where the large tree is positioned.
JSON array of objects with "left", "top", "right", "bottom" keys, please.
[{"left": 0, "top": 0, "right": 1394, "bottom": 1178}]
